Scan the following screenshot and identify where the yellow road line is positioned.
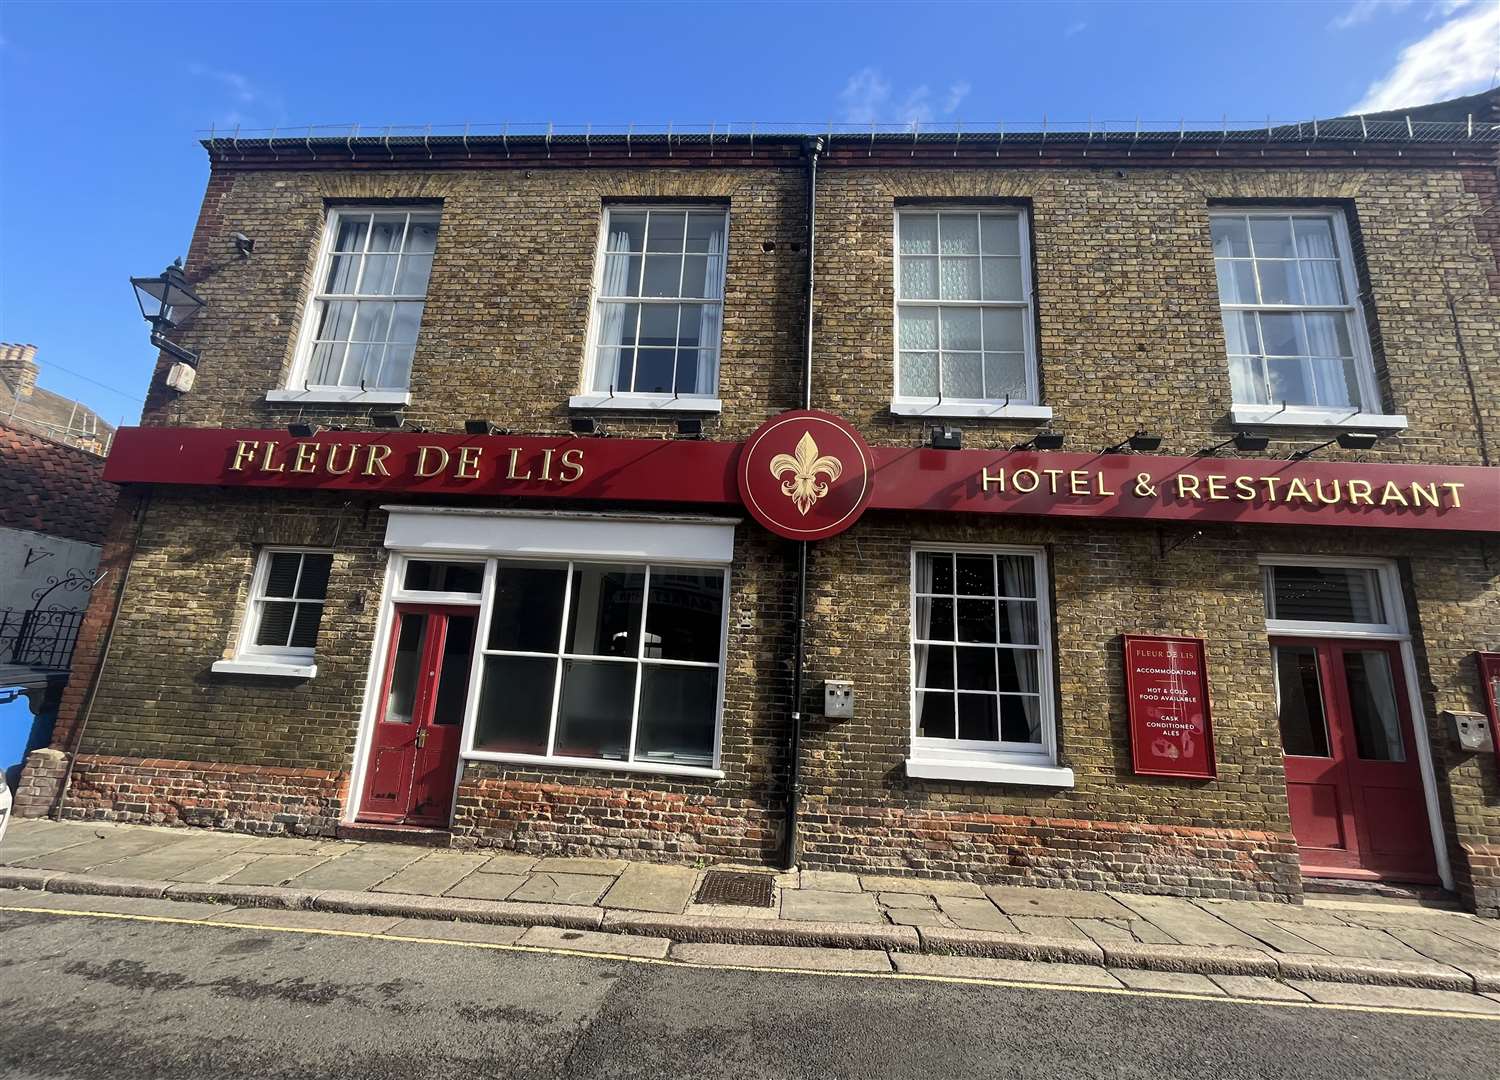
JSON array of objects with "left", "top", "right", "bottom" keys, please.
[{"left": 2, "top": 902, "right": 1496, "bottom": 1023}]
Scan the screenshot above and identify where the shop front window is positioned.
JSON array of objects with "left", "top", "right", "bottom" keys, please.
[{"left": 241, "top": 548, "right": 333, "bottom": 660}]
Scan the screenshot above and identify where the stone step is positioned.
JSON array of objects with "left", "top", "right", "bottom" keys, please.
[{"left": 335, "top": 822, "right": 451, "bottom": 848}]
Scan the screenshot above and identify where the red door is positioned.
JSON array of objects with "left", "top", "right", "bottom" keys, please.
[
  {"left": 358, "top": 605, "right": 477, "bottom": 826},
  {"left": 1272, "top": 637, "right": 1437, "bottom": 883}
]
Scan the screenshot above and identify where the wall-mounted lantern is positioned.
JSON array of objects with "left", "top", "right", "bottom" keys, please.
[{"left": 130, "top": 258, "right": 205, "bottom": 391}]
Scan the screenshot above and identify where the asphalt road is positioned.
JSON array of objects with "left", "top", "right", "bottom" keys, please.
[{"left": 0, "top": 906, "right": 1495, "bottom": 1080}]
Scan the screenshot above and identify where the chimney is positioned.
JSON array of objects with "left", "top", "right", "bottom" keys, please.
[{"left": 0, "top": 343, "right": 39, "bottom": 399}]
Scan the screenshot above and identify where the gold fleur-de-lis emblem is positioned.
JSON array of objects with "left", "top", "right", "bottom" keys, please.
[{"left": 769, "top": 431, "right": 843, "bottom": 516}]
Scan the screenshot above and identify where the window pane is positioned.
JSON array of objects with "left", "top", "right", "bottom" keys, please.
[
  {"left": 1343, "top": 650, "right": 1405, "bottom": 761},
  {"left": 358, "top": 254, "right": 399, "bottom": 296},
  {"left": 956, "top": 646, "right": 996, "bottom": 691},
  {"left": 982, "top": 307, "right": 1024, "bottom": 352},
  {"left": 601, "top": 254, "right": 642, "bottom": 298},
  {"left": 333, "top": 215, "right": 370, "bottom": 252},
  {"left": 382, "top": 613, "right": 427, "bottom": 724},
  {"left": 1308, "top": 356, "right": 1356, "bottom": 408},
  {"left": 295, "top": 554, "right": 332, "bottom": 599},
  {"left": 381, "top": 345, "right": 415, "bottom": 390},
  {"left": 1266, "top": 357, "right": 1312, "bottom": 406},
  {"left": 916, "top": 644, "right": 954, "bottom": 689},
  {"left": 325, "top": 254, "right": 360, "bottom": 294},
  {"left": 1256, "top": 260, "right": 1305, "bottom": 305},
  {"left": 981, "top": 257, "right": 1023, "bottom": 301},
  {"left": 899, "top": 306, "right": 938, "bottom": 350},
  {"left": 955, "top": 555, "right": 994, "bottom": 595},
  {"left": 404, "top": 560, "right": 483, "bottom": 594},
  {"left": 996, "top": 600, "right": 1038, "bottom": 645},
  {"left": 999, "top": 696, "right": 1041, "bottom": 743},
  {"left": 956, "top": 598, "right": 996, "bottom": 643},
  {"left": 645, "top": 570, "right": 724, "bottom": 662},
  {"left": 352, "top": 301, "right": 394, "bottom": 343},
  {"left": 638, "top": 303, "right": 679, "bottom": 348},
  {"left": 901, "top": 256, "right": 938, "bottom": 299},
  {"left": 685, "top": 212, "right": 725, "bottom": 254},
  {"left": 567, "top": 565, "right": 645, "bottom": 657},
  {"left": 1293, "top": 216, "right": 1336, "bottom": 259},
  {"left": 939, "top": 214, "right": 979, "bottom": 254},
  {"left": 1249, "top": 217, "right": 1295, "bottom": 258},
  {"left": 554, "top": 659, "right": 636, "bottom": 760},
  {"left": 307, "top": 343, "right": 343, "bottom": 385},
  {"left": 916, "top": 690, "right": 955, "bottom": 738},
  {"left": 1273, "top": 645, "right": 1330, "bottom": 756},
  {"left": 675, "top": 350, "right": 711, "bottom": 394},
  {"left": 255, "top": 600, "right": 295, "bottom": 648},
  {"left": 642, "top": 254, "right": 684, "bottom": 298},
  {"left": 957, "top": 694, "right": 999, "bottom": 740},
  {"left": 368, "top": 215, "right": 407, "bottom": 253},
  {"left": 635, "top": 665, "right": 717, "bottom": 766},
  {"left": 263, "top": 552, "right": 302, "bottom": 598},
  {"left": 983, "top": 353, "right": 1027, "bottom": 399},
  {"left": 1228, "top": 356, "right": 1267, "bottom": 405},
  {"left": 633, "top": 348, "right": 674, "bottom": 393},
  {"left": 997, "top": 555, "right": 1037, "bottom": 597},
  {"left": 389, "top": 302, "right": 424, "bottom": 344},
  {"left": 1304, "top": 313, "right": 1353, "bottom": 357},
  {"left": 980, "top": 214, "right": 1020, "bottom": 255},
  {"left": 1269, "top": 565, "right": 1385, "bottom": 624},
  {"left": 899, "top": 214, "right": 938, "bottom": 255},
  {"left": 899, "top": 352, "right": 938, "bottom": 397},
  {"left": 996, "top": 649, "right": 1040, "bottom": 693},
  {"left": 939, "top": 258, "right": 980, "bottom": 301},
  {"left": 314, "top": 299, "right": 357, "bottom": 344},
  {"left": 396, "top": 253, "right": 433, "bottom": 295},
  {"left": 473, "top": 655, "right": 555, "bottom": 754},
  {"left": 431, "top": 615, "right": 476, "bottom": 726},
  {"left": 940, "top": 353, "right": 983, "bottom": 398},
  {"left": 606, "top": 212, "right": 647, "bottom": 253},
  {"left": 406, "top": 218, "right": 439, "bottom": 255},
  {"left": 920, "top": 551, "right": 953, "bottom": 594},
  {"left": 1221, "top": 311, "right": 1260, "bottom": 355},
  {"left": 489, "top": 562, "right": 567, "bottom": 652},
  {"left": 1260, "top": 312, "right": 1306, "bottom": 356},
  {"left": 596, "top": 302, "right": 639, "bottom": 349},
  {"left": 645, "top": 211, "right": 686, "bottom": 252},
  {"left": 1215, "top": 260, "right": 1257, "bottom": 304},
  {"left": 1301, "top": 260, "right": 1345, "bottom": 304},
  {"left": 1211, "top": 217, "right": 1251, "bottom": 258},
  {"left": 940, "top": 307, "right": 981, "bottom": 351},
  {"left": 916, "top": 596, "right": 954, "bottom": 640}
]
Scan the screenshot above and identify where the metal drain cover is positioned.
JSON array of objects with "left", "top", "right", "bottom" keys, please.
[{"left": 695, "top": 870, "right": 776, "bottom": 908}]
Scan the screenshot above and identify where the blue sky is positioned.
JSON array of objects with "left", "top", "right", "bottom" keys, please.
[{"left": 2, "top": 0, "right": 1496, "bottom": 426}]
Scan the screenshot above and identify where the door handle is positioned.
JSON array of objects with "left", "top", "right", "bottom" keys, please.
[{"left": 415, "top": 728, "right": 428, "bottom": 748}]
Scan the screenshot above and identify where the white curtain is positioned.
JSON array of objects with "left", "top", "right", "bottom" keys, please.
[
  {"left": 1349, "top": 651, "right": 1404, "bottom": 761},
  {"left": 999, "top": 555, "right": 1041, "bottom": 741},
  {"left": 592, "top": 228, "right": 635, "bottom": 392},
  {"left": 695, "top": 225, "right": 724, "bottom": 394},
  {"left": 913, "top": 554, "right": 936, "bottom": 735}
]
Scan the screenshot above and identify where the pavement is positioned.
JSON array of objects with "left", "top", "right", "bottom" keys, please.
[
  {"left": 3, "top": 818, "right": 1499, "bottom": 1001},
  {"left": 0, "top": 898, "right": 1496, "bottom": 1079}
]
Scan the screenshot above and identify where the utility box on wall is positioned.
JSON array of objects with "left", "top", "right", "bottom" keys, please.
[
  {"left": 1444, "top": 710, "right": 1495, "bottom": 754},
  {"left": 824, "top": 679, "right": 853, "bottom": 719}
]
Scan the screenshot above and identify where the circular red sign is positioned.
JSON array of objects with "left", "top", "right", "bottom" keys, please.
[{"left": 737, "top": 410, "right": 875, "bottom": 541}]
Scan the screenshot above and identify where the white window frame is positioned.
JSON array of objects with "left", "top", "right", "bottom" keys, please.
[
  {"left": 268, "top": 205, "right": 440, "bottom": 406},
  {"left": 890, "top": 207, "right": 1052, "bottom": 421},
  {"left": 572, "top": 204, "right": 729, "bottom": 414},
  {"left": 906, "top": 542, "right": 1072, "bottom": 787},
  {"left": 211, "top": 547, "right": 332, "bottom": 679},
  {"left": 1211, "top": 207, "right": 1405, "bottom": 432}
]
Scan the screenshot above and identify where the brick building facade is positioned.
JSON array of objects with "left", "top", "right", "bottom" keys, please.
[{"left": 17, "top": 96, "right": 1500, "bottom": 915}]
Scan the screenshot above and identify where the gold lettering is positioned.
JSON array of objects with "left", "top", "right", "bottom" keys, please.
[
  {"left": 559, "top": 448, "right": 585, "bottom": 483},
  {"left": 1042, "top": 468, "right": 1064, "bottom": 494},
  {"left": 540, "top": 448, "right": 556, "bottom": 482},
  {"left": 260, "top": 441, "right": 286, "bottom": 473},
  {"left": 1286, "top": 477, "right": 1313, "bottom": 503},
  {"left": 506, "top": 448, "right": 533, "bottom": 481},
  {"left": 1069, "top": 470, "right": 1090, "bottom": 496},
  {"left": 1095, "top": 472, "right": 1113, "bottom": 496},
  {"left": 1379, "top": 481, "right": 1408, "bottom": 506},
  {"left": 1234, "top": 476, "right": 1257, "bottom": 501},
  {"left": 291, "top": 442, "right": 320, "bottom": 474},
  {"left": 363, "top": 444, "right": 392, "bottom": 477},
  {"left": 981, "top": 467, "right": 1005, "bottom": 492},
  {"left": 325, "top": 444, "right": 358, "bottom": 475},
  {"left": 1261, "top": 477, "right": 1281, "bottom": 502},
  {"left": 1175, "top": 475, "right": 1202, "bottom": 499},
  {"left": 230, "top": 440, "right": 260, "bottom": 472},
  {"left": 1012, "top": 469, "right": 1040, "bottom": 493},
  {"left": 1409, "top": 482, "right": 1439, "bottom": 508},
  {"left": 1347, "top": 479, "right": 1373, "bottom": 505},
  {"left": 416, "top": 445, "right": 450, "bottom": 478},
  {"left": 455, "top": 446, "right": 482, "bottom": 480},
  {"left": 1313, "top": 479, "right": 1341, "bottom": 505},
  {"left": 1442, "top": 481, "right": 1464, "bottom": 508},
  {"left": 1206, "top": 476, "right": 1229, "bottom": 501}
]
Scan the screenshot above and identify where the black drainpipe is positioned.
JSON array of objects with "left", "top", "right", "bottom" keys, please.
[{"left": 783, "top": 135, "right": 823, "bottom": 871}]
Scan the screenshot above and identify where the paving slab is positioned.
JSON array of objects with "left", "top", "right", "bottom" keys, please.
[
  {"left": 510, "top": 873, "right": 615, "bottom": 906},
  {"left": 0, "top": 823, "right": 107, "bottom": 862},
  {"left": 1383, "top": 926, "right": 1500, "bottom": 969},
  {"left": 215, "top": 908, "right": 404, "bottom": 933},
  {"left": 284, "top": 848, "right": 427, "bottom": 891},
  {"left": 1112, "top": 969, "right": 1226, "bottom": 995},
  {"left": 1101, "top": 943, "right": 1279, "bottom": 977},
  {"left": 382, "top": 918, "right": 527, "bottom": 945},
  {"left": 877, "top": 892, "right": 935, "bottom": 910},
  {"left": 5, "top": 892, "right": 230, "bottom": 921},
  {"left": 1271, "top": 921, "right": 1428, "bottom": 961},
  {"left": 1110, "top": 894, "right": 1263, "bottom": 948},
  {"left": 1210, "top": 915, "right": 1331, "bottom": 954},
  {"left": 797, "top": 871, "right": 862, "bottom": 893},
  {"left": 519, "top": 925, "right": 670, "bottom": 959},
  {"left": 859, "top": 875, "right": 983, "bottom": 898},
  {"left": 780, "top": 888, "right": 883, "bottom": 923},
  {"left": 599, "top": 863, "right": 698, "bottom": 914},
  {"left": 1275, "top": 953, "right": 1473, "bottom": 991},
  {"left": 87, "top": 841, "right": 250, "bottom": 882},
  {"left": 604, "top": 911, "right": 918, "bottom": 951},
  {"left": 12, "top": 832, "right": 180, "bottom": 873},
  {"left": 893, "top": 953, "right": 1121, "bottom": 987},
  {"left": 683, "top": 902, "right": 779, "bottom": 921},
  {"left": 241, "top": 836, "right": 351, "bottom": 855},
  {"left": 532, "top": 857, "right": 626, "bottom": 876},
  {"left": 1010, "top": 915, "right": 1094, "bottom": 941},
  {"left": 1211, "top": 974, "right": 1311, "bottom": 1002},
  {"left": 888, "top": 909, "right": 947, "bottom": 927},
  {"left": 444, "top": 873, "right": 526, "bottom": 901},
  {"left": 672, "top": 942, "right": 892, "bottom": 972},
  {"left": 166, "top": 852, "right": 265, "bottom": 884},
  {"left": 1198, "top": 899, "right": 1349, "bottom": 926},
  {"left": 985, "top": 886, "right": 1134, "bottom": 920},
  {"left": 477, "top": 853, "right": 539, "bottom": 875},
  {"left": 371, "top": 853, "right": 490, "bottom": 896},
  {"left": 1286, "top": 980, "right": 1500, "bottom": 1015},
  {"left": 222, "top": 854, "right": 333, "bottom": 887},
  {"left": 1425, "top": 919, "right": 1500, "bottom": 954},
  {"left": 1072, "top": 919, "right": 1138, "bottom": 946},
  {"left": 934, "top": 896, "right": 1016, "bottom": 933},
  {"left": 918, "top": 926, "right": 1104, "bottom": 965}
]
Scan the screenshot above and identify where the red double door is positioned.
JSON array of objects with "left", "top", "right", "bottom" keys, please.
[
  {"left": 1273, "top": 637, "right": 1437, "bottom": 884},
  {"left": 358, "top": 605, "right": 476, "bottom": 826}
]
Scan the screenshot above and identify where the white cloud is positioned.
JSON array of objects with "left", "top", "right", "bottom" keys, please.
[
  {"left": 1064, "top": 19, "right": 1088, "bottom": 37},
  {"left": 1330, "top": 0, "right": 1413, "bottom": 31},
  {"left": 839, "top": 67, "right": 891, "bottom": 125},
  {"left": 839, "top": 68, "right": 972, "bottom": 127},
  {"left": 944, "top": 82, "right": 972, "bottom": 114},
  {"left": 1350, "top": 2, "right": 1500, "bottom": 112},
  {"left": 189, "top": 64, "right": 285, "bottom": 131}
]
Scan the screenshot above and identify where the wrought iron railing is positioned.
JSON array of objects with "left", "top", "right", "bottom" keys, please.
[{"left": 0, "top": 608, "right": 85, "bottom": 671}]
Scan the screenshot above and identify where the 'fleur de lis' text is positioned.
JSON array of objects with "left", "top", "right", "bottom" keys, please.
[{"left": 769, "top": 432, "right": 844, "bottom": 515}]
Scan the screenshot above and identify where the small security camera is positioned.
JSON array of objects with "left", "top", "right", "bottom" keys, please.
[{"left": 231, "top": 232, "right": 255, "bottom": 256}]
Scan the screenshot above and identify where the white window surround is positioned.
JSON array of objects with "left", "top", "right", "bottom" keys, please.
[
  {"left": 907, "top": 542, "right": 1068, "bottom": 786},
  {"left": 568, "top": 392, "right": 723, "bottom": 414},
  {"left": 212, "top": 547, "right": 332, "bottom": 679},
  {"left": 1230, "top": 405, "right": 1406, "bottom": 432},
  {"left": 274, "top": 205, "right": 440, "bottom": 404},
  {"left": 210, "top": 658, "right": 319, "bottom": 679},
  {"left": 891, "top": 207, "right": 1042, "bottom": 414}
]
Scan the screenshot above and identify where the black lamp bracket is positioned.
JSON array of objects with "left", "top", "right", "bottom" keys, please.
[{"left": 149, "top": 330, "right": 199, "bottom": 368}]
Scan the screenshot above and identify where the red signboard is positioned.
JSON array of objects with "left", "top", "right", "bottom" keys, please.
[
  {"left": 101, "top": 419, "right": 1500, "bottom": 535},
  {"left": 1124, "top": 635, "right": 1217, "bottom": 780},
  {"left": 737, "top": 410, "right": 875, "bottom": 541},
  {"left": 1479, "top": 652, "right": 1500, "bottom": 728}
]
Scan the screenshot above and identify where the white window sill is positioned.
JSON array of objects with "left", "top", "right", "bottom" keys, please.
[
  {"left": 906, "top": 757, "right": 1075, "bottom": 787},
  {"left": 265, "top": 388, "right": 412, "bottom": 406},
  {"left": 210, "top": 658, "right": 318, "bottom": 679},
  {"left": 463, "top": 750, "right": 723, "bottom": 780},
  {"left": 891, "top": 401, "right": 1053, "bottom": 421},
  {"left": 1230, "top": 406, "right": 1407, "bottom": 432},
  {"left": 569, "top": 393, "right": 723, "bottom": 414}
]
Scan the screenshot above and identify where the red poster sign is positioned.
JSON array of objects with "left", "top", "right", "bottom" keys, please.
[{"left": 1124, "top": 635, "right": 1217, "bottom": 779}]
